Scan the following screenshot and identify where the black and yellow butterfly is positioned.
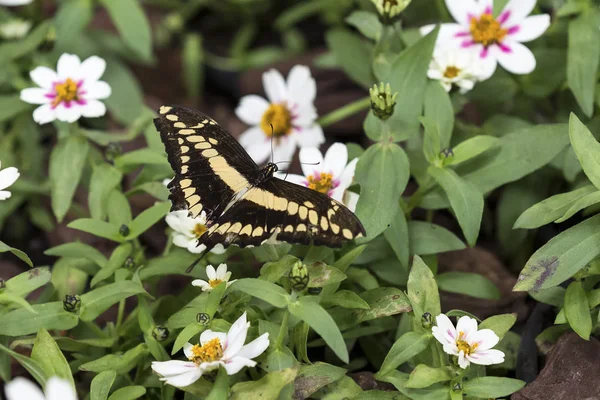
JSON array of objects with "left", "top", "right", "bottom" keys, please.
[{"left": 155, "top": 105, "right": 365, "bottom": 253}]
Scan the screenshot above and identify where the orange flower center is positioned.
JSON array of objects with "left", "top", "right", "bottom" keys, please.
[
  {"left": 261, "top": 103, "right": 292, "bottom": 137},
  {"left": 52, "top": 78, "right": 79, "bottom": 107},
  {"left": 193, "top": 223, "right": 207, "bottom": 238},
  {"left": 470, "top": 14, "right": 507, "bottom": 47},
  {"left": 188, "top": 338, "right": 223, "bottom": 365},
  {"left": 443, "top": 66, "right": 460, "bottom": 79},
  {"left": 456, "top": 331, "right": 478, "bottom": 355},
  {"left": 209, "top": 278, "right": 223, "bottom": 288},
  {"left": 307, "top": 172, "right": 334, "bottom": 194}
]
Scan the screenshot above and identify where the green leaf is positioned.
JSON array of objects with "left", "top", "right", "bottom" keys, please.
[
  {"left": 294, "top": 362, "right": 347, "bottom": 399},
  {"left": 31, "top": 329, "right": 74, "bottom": 389},
  {"left": 428, "top": 167, "right": 484, "bottom": 246},
  {"left": 80, "top": 344, "right": 148, "bottom": 374},
  {"left": 182, "top": 33, "right": 204, "bottom": 100},
  {"left": 529, "top": 286, "right": 566, "bottom": 307},
  {"left": 0, "top": 342, "right": 47, "bottom": 387},
  {"left": 0, "top": 292, "right": 35, "bottom": 312},
  {"left": 463, "top": 377, "right": 525, "bottom": 398},
  {"left": 325, "top": 29, "right": 373, "bottom": 87},
  {"left": 4, "top": 267, "right": 51, "bottom": 297},
  {"left": 355, "top": 143, "right": 409, "bottom": 240},
  {"left": 407, "top": 255, "right": 441, "bottom": 320},
  {"left": 322, "top": 290, "right": 370, "bottom": 309},
  {"left": 378, "top": 332, "right": 432, "bottom": 376},
  {"left": 107, "top": 190, "right": 133, "bottom": 225},
  {"left": 0, "top": 95, "right": 31, "bottom": 123},
  {"left": 333, "top": 245, "right": 367, "bottom": 272},
  {"left": 0, "top": 22, "right": 51, "bottom": 65},
  {"left": 125, "top": 201, "right": 170, "bottom": 239},
  {"left": 478, "top": 314, "right": 517, "bottom": 341},
  {"left": 90, "top": 371, "right": 116, "bottom": 400},
  {"left": 514, "top": 185, "right": 596, "bottom": 229},
  {"left": 230, "top": 367, "right": 298, "bottom": 400},
  {"left": 569, "top": 113, "right": 600, "bottom": 188},
  {"left": 408, "top": 221, "right": 465, "bottom": 255},
  {"left": 0, "top": 302, "right": 78, "bottom": 336},
  {"left": 288, "top": 297, "right": 349, "bottom": 363},
  {"left": 384, "top": 26, "right": 438, "bottom": 140},
  {"left": 103, "top": 59, "right": 144, "bottom": 124},
  {"left": 307, "top": 262, "right": 346, "bottom": 287},
  {"left": 114, "top": 148, "right": 170, "bottom": 171},
  {"left": 447, "top": 136, "right": 499, "bottom": 166},
  {"left": 45, "top": 242, "right": 108, "bottom": 267},
  {"left": 100, "top": 0, "right": 152, "bottom": 61},
  {"left": 91, "top": 242, "right": 132, "bottom": 287},
  {"left": 229, "top": 279, "right": 290, "bottom": 308},
  {"left": 555, "top": 190, "right": 600, "bottom": 223},
  {"left": 352, "top": 288, "right": 411, "bottom": 326},
  {"left": 405, "top": 365, "right": 452, "bottom": 389},
  {"left": 564, "top": 281, "right": 592, "bottom": 340},
  {"left": 515, "top": 213, "right": 600, "bottom": 291},
  {"left": 424, "top": 81, "right": 454, "bottom": 148},
  {"left": 206, "top": 367, "right": 229, "bottom": 400},
  {"left": 107, "top": 386, "right": 146, "bottom": 400},
  {"left": 345, "top": 11, "right": 382, "bottom": 40},
  {"left": 49, "top": 135, "right": 90, "bottom": 222},
  {"left": 79, "top": 281, "right": 148, "bottom": 321},
  {"left": 436, "top": 272, "right": 500, "bottom": 300},
  {"left": 67, "top": 218, "right": 121, "bottom": 242},
  {"left": 89, "top": 164, "right": 123, "bottom": 220},
  {"left": 384, "top": 209, "right": 409, "bottom": 268},
  {"left": 55, "top": 0, "right": 94, "bottom": 51},
  {"left": 0, "top": 240, "right": 33, "bottom": 267},
  {"left": 567, "top": 12, "right": 600, "bottom": 117},
  {"left": 420, "top": 116, "right": 441, "bottom": 163},
  {"left": 171, "top": 323, "right": 203, "bottom": 355}
]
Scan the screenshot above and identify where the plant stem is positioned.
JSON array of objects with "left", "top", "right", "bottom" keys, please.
[
  {"left": 275, "top": 311, "right": 289, "bottom": 350},
  {"left": 406, "top": 178, "right": 433, "bottom": 214},
  {"left": 317, "top": 97, "right": 371, "bottom": 128}
]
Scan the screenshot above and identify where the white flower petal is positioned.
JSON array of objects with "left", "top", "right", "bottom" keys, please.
[
  {"left": 432, "top": 314, "right": 457, "bottom": 347},
  {"left": 79, "top": 56, "right": 106, "bottom": 82},
  {"left": 272, "top": 136, "right": 298, "bottom": 165},
  {"left": 299, "top": 147, "right": 324, "bottom": 177},
  {"left": 186, "top": 240, "right": 205, "bottom": 254},
  {"left": 502, "top": 0, "right": 536, "bottom": 27},
  {"left": 262, "top": 69, "right": 287, "bottom": 103},
  {"left": 172, "top": 233, "right": 192, "bottom": 249},
  {"left": 246, "top": 142, "right": 273, "bottom": 165},
  {"left": 509, "top": 14, "right": 551, "bottom": 43},
  {"left": 338, "top": 158, "right": 358, "bottom": 191},
  {"left": 224, "top": 313, "right": 249, "bottom": 358},
  {"left": 239, "top": 126, "right": 267, "bottom": 151},
  {"left": 32, "top": 104, "right": 56, "bottom": 125},
  {"left": 476, "top": 0, "right": 493, "bottom": 14},
  {"left": 496, "top": 41, "right": 536, "bottom": 75},
  {"left": 457, "top": 350, "right": 470, "bottom": 369},
  {"left": 467, "top": 349, "right": 505, "bottom": 365},
  {"left": 292, "top": 103, "right": 318, "bottom": 127},
  {"left": 30, "top": 66, "right": 58, "bottom": 90},
  {"left": 20, "top": 88, "right": 50, "bottom": 105},
  {"left": 278, "top": 173, "right": 306, "bottom": 186},
  {"left": 446, "top": 0, "right": 479, "bottom": 25},
  {"left": 210, "top": 244, "right": 226, "bottom": 255},
  {"left": 0, "top": 0, "right": 34, "bottom": 5},
  {"left": 0, "top": 190, "right": 12, "bottom": 200},
  {"left": 478, "top": 47, "right": 499, "bottom": 80},
  {"left": 57, "top": 53, "right": 82, "bottom": 80},
  {"left": 45, "top": 377, "right": 76, "bottom": 400},
  {"left": 199, "top": 330, "right": 227, "bottom": 346},
  {"left": 236, "top": 333, "right": 269, "bottom": 360},
  {"left": 183, "top": 342, "right": 194, "bottom": 359},
  {"left": 469, "top": 328, "right": 499, "bottom": 351},
  {"left": 236, "top": 95, "right": 270, "bottom": 125},
  {"left": 456, "top": 316, "right": 478, "bottom": 341},
  {"left": 286, "top": 65, "right": 316, "bottom": 106},
  {"left": 324, "top": 143, "right": 348, "bottom": 179},
  {"left": 342, "top": 191, "right": 359, "bottom": 212},
  {"left": 54, "top": 103, "right": 82, "bottom": 123},
  {"left": 294, "top": 125, "right": 325, "bottom": 148},
  {"left": 161, "top": 368, "right": 203, "bottom": 387},
  {"left": 206, "top": 265, "right": 217, "bottom": 281},
  {"left": 191, "top": 279, "right": 210, "bottom": 290},
  {"left": 215, "top": 263, "right": 228, "bottom": 279},
  {"left": 421, "top": 23, "right": 465, "bottom": 46},
  {"left": 166, "top": 210, "right": 189, "bottom": 233},
  {"left": 223, "top": 356, "right": 256, "bottom": 375},
  {"left": 84, "top": 81, "right": 111, "bottom": 100},
  {"left": 4, "top": 377, "right": 46, "bottom": 400},
  {"left": 80, "top": 100, "right": 107, "bottom": 119},
  {"left": 152, "top": 360, "right": 198, "bottom": 376},
  {"left": 0, "top": 167, "right": 20, "bottom": 191}
]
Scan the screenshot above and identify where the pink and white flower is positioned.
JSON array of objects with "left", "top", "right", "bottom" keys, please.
[
  {"left": 421, "top": 0, "right": 551, "bottom": 78},
  {"left": 277, "top": 143, "right": 359, "bottom": 211},
  {"left": 235, "top": 65, "right": 325, "bottom": 164},
  {"left": 432, "top": 314, "right": 505, "bottom": 369},
  {"left": 0, "top": 161, "right": 19, "bottom": 200},
  {"left": 151, "top": 312, "right": 269, "bottom": 387},
  {"left": 20, "top": 53, "right": 111, "bottom": 124},
  {"left": 192, "top": 264, "right": 236, "bottom": 292},
  {"left": 165, "top": 210, "right": 225, "bottom": 255},
  {"left": 427, "top": 47, "right": 484, "bottom": 93},
  {"left": 4, "top": 377, "right": 77, "bottom": 400}
]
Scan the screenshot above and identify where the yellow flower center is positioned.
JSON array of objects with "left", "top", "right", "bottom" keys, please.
[
  {"left": 443, "top": 66, "right": 460, "bottom": 79},
  {"left": 209, "top": 278, "right": 223, "bottom": 288},
  {"left": 193, "top": 223, "right": 207, "bottom": 238},
  {"left": 260, "top": 103, "right": 292, "bottom": 137},
  {"left": 307, "top": 172, "right": 334, "bottom": 194},
  {"left": 470, "top": 14, "right": 507, "bottom": 47},
  {"left": 456, "top": 331, "right": 478, "bottom": 355},
  {"left": 52, "top": 78, "right": 79, "bottom": 107},
  {"left": 188, "top": 338, "right": 223, "bottom": 365}
]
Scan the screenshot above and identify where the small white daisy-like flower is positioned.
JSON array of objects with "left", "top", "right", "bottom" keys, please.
[
  {"left": 432, "top": 314, "right": 505, "bottom": 369},
  {"left": 4, "top": 377, "right": 77, "bottom": 400},
  {"left": 151, "top": 312, "right": 269, "bottom": 387},
  {"left": 165, "top": 210, "right": 225, "bottom": 255},
  {"left": 235, "top": 65, "right": 325, "bottom": 165},
  {"left": 421, "top": 0, "right": 551, "bottom": 78},
  {"left": 427, "top": 47, "right": 483, "bottom": 93},
  {"left": 192, "top": 264, "right": 237, "bottom": 292},
  {"left": 0, "top": 161, "right": 20, "bottom": 201},
  {"left": 0, "top": 19, "right": 31, "bottom": 40},
  {"left": 20, "top": 53, "right": 112, "bottom": 124},
  {"left": 0, "top": 0, "right": 33, "bottom": 5},
  {"left": 277, "top": 143, "right": 359, "bottom": 211}
]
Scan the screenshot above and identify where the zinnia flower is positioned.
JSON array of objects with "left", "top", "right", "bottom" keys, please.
[
  {"left": 427, "top": 47, "right": 483, "bottom": 93},
  {"left": 432, "top": 314, "right": 505, "bottom": 369},
  {"left": 20, "top": 53, "right": 111, "bottom": 124},
  {"left": 165, "top": 210, "right": 225, "bottom": 255},
  {"left": 421, "top": 0, "right": 551, "bottom": 78},
  {"left": 151, "top": 312, "right": 269, "bottom": 387},
  {"left": 235, "top": 65, "right": 325, "bottom": 164},
  {"left": 0, "top": 161, "right": 19, "bottom": 200},
  {"left": 0, "top": 0, "right": 33, "bottom": 5},
  {"left": 4, "top": 377, "right": 77, "bottom": 400},
  {"left": 0, "top": 19, "right": 31, "bottom": 40},
  {"left": 277, "top": 143, "right": 359, "bottom": 211},
  {"left": 192, "top": 264, "right": 236, "bottom": 292}
]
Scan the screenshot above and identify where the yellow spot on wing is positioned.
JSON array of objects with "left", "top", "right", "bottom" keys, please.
[
  {"left": 179, "top": 129, "right": 196, "bottom": 135},
  {"left": 304, "top": 201, "right": 315, "bottom": 208},
  {"left": 309, "top": 210, "right": 318, "bottom": 225},
  {"left": 190, "top": 204, "right": 203, "bottom": 217},
  {"left": 320, "top": 216, "right": 329, "bottom": 231},
  {"left": 299, "top": 206, "right": 308, "bottom": 220},
  {"left": 181, "top": 146, "right": 190, "bottom": 153},
  {"left": 228, "top": 222, "right": 242, "bottom": 234},
  {"left": 330, "top": 223, "right": 340, "bottom": 234},
  {"left": 209, "top": 156, "right": 249, "bottom": 193},
  {"left": 181, "top": 165, "right": 189, "bottom": 174},
  {"left": 252, "top": 227, "right": 264, "bottom": 237},
  {"left": 202, "top": 149, "right": 218, "bottom": 158},
  {"left": 186, "top": 135, "right": 205, "bottom": 142},
  {"left": 180, "top": 179, "right": 192, "bottom": 188},
  {"left": 159, "top": 106, "right": 172, "bottom": 114},
  {"left": 217, "top": 223, "right": 231, "bottom": 234},
  {"left": 288, "top": 202, "right": 299, "bottom": 215},
  {"left": 342, "top": 229, "right": 353, "bottom": 240},
  {"left": 195, "top": 142, "right": 212, "bottom": 150},
  {"left": 187, "top": 195, "right": 201, "bottom": 206},
  {"left": 297, "top": 224, "right": 307, "bottom": 232},
  {"left": 167, "top": 114, "right": 179, "bottom": 121},
  {"left": 209, "top": 138, "right": 219, "bottom": 145},
  {"left": 181, "top": 156, "right": 190, "bottom": 163},
  {"left": 274, "top": 197, "right": 288, "bottom": 211},
  {"left": 174, "top": 122, "right": 186, "bottom": 128},
  {"left": 240, "top": 224, "right": 253, "bottom": 235},
  {"left": 183, "top": 188, "right": 195, "bottom": 198},
  {"left": 284, "top": 225, "right": 294, "bottom": 233}
]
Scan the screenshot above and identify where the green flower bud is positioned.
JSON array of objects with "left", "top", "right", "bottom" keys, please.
[
  {"left": 307, "top": 287, "right": 323, "bottom": 295},
  {"left": 63, "top": 294, "right": 81, "bottom": 313},
  {"left": 105, "top": 142, "right": 122, "bottom": 162},
  {"left": 196, "top": 312, "right": 210, "bottom": 325},
  {"left": 452, "top": 382, "right": 462, "bottom": 392},
  {"left": 371, "top": 0, "right": 412, "bottom": 23},
  {"left": 290, "top": 261, "right": 309, "bottom": 292},
  {"left": 0, "top": 278, "right": 5, "bottom": 290},
  {"left": 164, "top": 13, "right": 184, "bottom": 33},
  {"left": 124, "top": 256, "right": 135, "bottom": 270},
  {"left": 421, "top": 312, "right": 433, "bottom": 328},
  {"left": 152, "top": 325, "right": 169, "bottom": 342},
  {"left": 119, "top": 224, "right": 130, "bottom": 237},
  {"left": 369, "top": 82, "right": 398, "bottom": 120}
]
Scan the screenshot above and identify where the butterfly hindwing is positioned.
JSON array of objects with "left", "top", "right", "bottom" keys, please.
[{"left": 155, "top": 105, "right": 259, "bottom": 222}]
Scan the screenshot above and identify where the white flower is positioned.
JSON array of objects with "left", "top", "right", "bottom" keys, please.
[
  {"left": 277, "top": 143, "right": 359, "bottom": 211},
  {"left": 0, "top": 0, "right": 33, "bottom": 5},
  {"left": 0, "top": 161, "right": 19, "bottom": 200},
  {"left": 151, "top": 312, "right": 269, "bottom": 387},
  {"left": 421, "top": 0, "right": 551, "bottom": 78},
  {"left": 235, "top": 65, "right": 325, "bottom": 165},
  {"left": 4, "top": 377, "right": 77, "bottom": 400},
  {"left": 165, "top": 210, "right": 225, "bottom": 255},
  {"left": 427, "top": 47, "right": 483, "bottom": 93},
  {"left": 0, "top": 19, "right": 31, "bottom": 40},
  {"left": 432, "top": 314, "right": 505, "bottom": 369},
  {"left": 20, "top": 53, "right": 112, "bottom": 124},
  {"left": 192, "top": 264, "right": 236, "bottom": 292}
]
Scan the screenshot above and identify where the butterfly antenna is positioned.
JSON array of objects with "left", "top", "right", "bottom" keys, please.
[{"left": 186, "top": 257, "right": 203, "bottom": 273}]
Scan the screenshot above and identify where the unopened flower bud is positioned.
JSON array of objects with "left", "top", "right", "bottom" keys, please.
[
  {"left": 290, "top": 261, "right": 309, "bottom": 292},
  {"left": 307, "top": 287, "right": 323, "bottom": 295},
  {"left": 119, "top": 224, "right": 130, "bottom": 237},
  {"left": 124, "top": 256, "right": 135, "bottom": 270},
  {"left": 0, "top": 278, "right": 5, "bottom": 290},
  {"left": 422, "top": 312, "right": 433, "bottom": 328},
  {"left": 196, "top": 312, "right": 210, "bottom": 325},
  {"left": 63, "top": 294, "right": 81, "bottom": 313},
  {"left": 164, "top": 13, "right": 184, "bottom": 33},
  {"left": 371, "top": 0, "right": 412, "bottom": 23},
  {"left": 152, "top": 325, "right": 169, "bottom": 342},
  {"left": 105, "top": 142, "right": 122, "bottom": 162},
  {"left": 370, "top": 83, "right": 398, "bottom": 120},
  {"left": 452, "top": 382, "right": 462, "bottom": 392}
]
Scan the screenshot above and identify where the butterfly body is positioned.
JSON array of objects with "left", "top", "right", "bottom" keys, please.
[{"left": 155, "top": 105, "right": 365, "bottom": 253}]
